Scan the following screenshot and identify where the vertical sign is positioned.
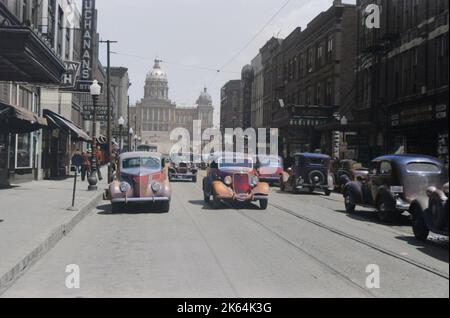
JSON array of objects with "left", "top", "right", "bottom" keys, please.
[{"left": 81, "top": 0, "right": 96, "bottom": 81}]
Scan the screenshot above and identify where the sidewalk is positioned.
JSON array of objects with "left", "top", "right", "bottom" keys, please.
[{"left": 0, "top": 168, "right": 108, "bottom": 293}]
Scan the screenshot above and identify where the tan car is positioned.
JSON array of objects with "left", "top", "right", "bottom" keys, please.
[
  {"left": 202, "top": 153, "right": 270, "bottom": 209},
  {"left": 108, "top": 152, "right": 171, "bottom": 213}
]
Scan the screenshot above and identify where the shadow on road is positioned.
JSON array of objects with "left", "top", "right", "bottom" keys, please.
[
  {"left": 96, "top": 203, "right": 169, "bottom": 215},
  {"left": 333, "top": 209, "right": 412, "bottom": 226},
  {"left": 188, "top": 200, "right": 261, "bottom": 211},
  {"left": 396, "top": 236, "right": 449, "bottom": 262}
]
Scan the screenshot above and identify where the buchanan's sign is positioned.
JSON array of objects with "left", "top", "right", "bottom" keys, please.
[{"left": 80, "top": 0, "right": 96, "bottom": 81}]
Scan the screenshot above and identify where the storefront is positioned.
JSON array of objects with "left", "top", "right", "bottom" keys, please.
[
  {"left": 42, "top": 110, "right": 91, "bottom": 179},
  {"left": 0, "top": 100, "right": 48, "bottom": 185},
  {"left": 387, "top": 102, "right": 449, "bottom": 167}
]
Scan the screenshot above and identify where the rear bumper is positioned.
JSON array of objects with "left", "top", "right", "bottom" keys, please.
[
  {"left": 295, "top": 183, "right": 333, "bottom": 191},
  {"left": 111, "top": 197, "right": 170, "bottom": 203},
  {"left": 169, "top": 173, "right": 197, "bottom": 180}
]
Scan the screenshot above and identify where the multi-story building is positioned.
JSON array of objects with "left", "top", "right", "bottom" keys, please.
[
  {"left": 250, "top": 53, "right": 264, "bottom": 129},
  {"left": 241, "top": 65, "right": 253, "bottom": 131},
  {"left": 0, "top": 0, "right": 67, "bottom": 185},
  {"left": 220, "top": 80, "right": 242, "bottom": 134},
  {"left": 134, "top": 59, "right": 214, "bottom": 154},
  {"left": 261, "top": 1, "right": 357, "bottom": 159},
  {"left": 355, "top": 0, "right": 449, "bottom": 166}
]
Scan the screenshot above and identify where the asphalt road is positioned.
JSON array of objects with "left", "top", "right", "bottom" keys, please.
[{"left": 2, "top": 178, "right": 449, "bottom": 298}]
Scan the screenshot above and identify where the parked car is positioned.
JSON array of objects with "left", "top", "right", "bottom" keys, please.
[
  {"left": 256, "top": 155, "right": 285, "bottom": 186},
  {"left": 280, "top": 153, "right": 335, "bottom": 196},
  {"left": 343, "top": 154, "right": 447, "bottom": 222},
  {"left": 333, "top": 159, "right": 369, "bottom": 192},
  {"left": 168, "top": 152, "right": 198, "bottom": 182},
  {"left": 108, "top": 152, "right": 171, "bottom": 213},
  {"left": 411, "top": 182, "right": 449, "bottom": 241},
  {"left": 202, "top": 153, "right": 269, "bottom": 209}
]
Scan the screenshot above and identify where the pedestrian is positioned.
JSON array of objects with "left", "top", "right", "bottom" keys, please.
[
  {"left": 71, "top": 149, "right": 83, "bottom": 174},
  {"left": 81, "top": 151, "right": 91, "bottom": 182}
]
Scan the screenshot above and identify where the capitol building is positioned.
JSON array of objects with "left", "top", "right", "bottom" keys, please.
[{"left": 132, "top": 59, "right": 214, "bottom": 154}]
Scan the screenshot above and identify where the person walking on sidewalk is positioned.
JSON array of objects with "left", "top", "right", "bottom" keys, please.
[{"left": 81, "top": 152, "right": 91, "bottom": 182}]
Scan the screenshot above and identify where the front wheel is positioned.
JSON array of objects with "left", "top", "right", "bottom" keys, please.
[
  {"left": 344, "top": 194, "right": 356, "bottom": 214},
  {"left": 280, "top": 177, "right": 285, "bottom": 192},
  {"left": 203, "top": 191, "right": 210, "bottom": 203},
  {"left": 211, "top": 193, "right": 221, "bottom": 209},
  {"left": 377, "top": 196, "right": 395, "bottom": 223},
  {"left": 259, "top": 199, "right": 268, "bottom": 210},
  {"left": 412, "top": 208, "right": 430, "bottom": 241}
]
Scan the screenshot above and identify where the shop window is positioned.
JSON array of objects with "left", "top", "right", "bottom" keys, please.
[{"left": 15, "top": 133, "right": 33, "bottom": 169}]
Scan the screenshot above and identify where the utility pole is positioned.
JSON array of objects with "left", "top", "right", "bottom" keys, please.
[{"left": 100, "top": 39, "right": 117, "bottom": 183}]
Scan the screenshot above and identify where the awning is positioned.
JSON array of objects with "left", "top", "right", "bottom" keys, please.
[
  {"left": 0, "top": 26, "right": 66, "bottom": 83},
  {"left": 43, "top": 110, "right": 91, "bottom": 142},
  {"left": 0, "top": 101, "right": 47, "bottom": 133}
]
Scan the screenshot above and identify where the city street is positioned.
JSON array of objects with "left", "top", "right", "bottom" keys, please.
[{"left": 2, "top": 177, "right": 448, "bottom": 298}]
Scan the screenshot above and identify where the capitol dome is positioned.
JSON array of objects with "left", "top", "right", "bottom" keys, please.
[
  {"left": 196, "top": 87, "right": 212, "bottom": 106},
  {"left": 146, "top": 58, "right": 167, "bottom": 82}
]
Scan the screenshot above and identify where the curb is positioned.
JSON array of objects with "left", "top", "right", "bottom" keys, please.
[{"left": 0, "top": 192, "right": 104, "bottom": 295}]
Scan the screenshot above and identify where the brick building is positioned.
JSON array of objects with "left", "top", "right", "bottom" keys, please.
[
  {"left": 261, "top": 1, "right": 357, "bottom": 159},
  {"left": 354, "top": 0, "right": 449, "bottom": 165},
  {"left": 220, "top": 80, "right": 242, "bottom": 134}
]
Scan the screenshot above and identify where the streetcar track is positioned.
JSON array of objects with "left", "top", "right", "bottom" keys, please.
[
  {"left": 188, "top": 180, "right": 375, "bottom": 297},
  {"left": 267, "top": 202, "right": 449, "bottom": 280},
  {"left": 190, "top": 176, "right": 448, "bottom": 286}
]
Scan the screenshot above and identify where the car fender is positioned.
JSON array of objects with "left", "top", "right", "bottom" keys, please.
[
  {"left": 343, "top": 181, "right": 363, "bottom": 204},
  {"left": 253, "top": 182, "right": 269, "bottom": 196},
  {"left": 375, "top": 186, "right": 396, "bottom": 206},
  {"left": 212, "top": 180, "right": 234, "bottom": 197}
]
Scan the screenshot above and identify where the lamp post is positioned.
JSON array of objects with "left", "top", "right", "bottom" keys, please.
[
  {"left": 134, "top": 134, "right": 139, "bottom": 151},
  {"left": 88, "top": 80, "right": 101, "bottom": 191},
  {"left": 129, "top": 127, "right": 134, "bottom": 151},
  {"left": 118, "top": 116, "right": 125, "bottom": 153}
]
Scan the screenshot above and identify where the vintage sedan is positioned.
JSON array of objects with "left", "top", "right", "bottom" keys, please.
[
  {"left": 333, "top": 159, "right": 369, "bottom": 192},
  {"left": 256, "top": 155, "right": 285, "bottom": 186},
  {"left": 202, "top": 153, "right": 269, "bottom": 209},
  {"left": 280, "top": 153, "right": 335, "bottom": 196},
  {"left": 411, "top": 182, "right": 449, "bottom": 241},
  {"left": 343, "top": 154, "right": 447, "bottom": 222},
  {"left": 168, "top": 153, "right": 198, "bottom": 182},
  {"left": 108, "top": 152, "right": 171, "bottom": 213}
]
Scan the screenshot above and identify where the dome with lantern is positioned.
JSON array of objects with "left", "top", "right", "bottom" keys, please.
[
  {"left": 196, "top": 87, "right": 212, "bottom": 106},
  {"left": 146, "top": 58, "right": 168, "bottom": 82}
]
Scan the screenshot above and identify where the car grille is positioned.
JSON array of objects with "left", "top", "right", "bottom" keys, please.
[{"left": 233, "top": 173, "right": 250, "bottom": 194}]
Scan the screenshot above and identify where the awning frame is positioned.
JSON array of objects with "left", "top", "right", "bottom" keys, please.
[{"left": 43, "top": 109, "right": 91, "bottom": 142}]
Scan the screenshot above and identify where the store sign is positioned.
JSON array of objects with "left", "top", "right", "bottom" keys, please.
[
  {"left": 80, "top": 0, "right": 96, "bottom": 81},
  {"left": 75, "top": 80, "right": 103, "bottom": 93},
  {"left": 61, "top": 61, "right": 81, "bottom": 88},
  {"left": 436, "top": 104, "right": 448, "bottom": 120}
]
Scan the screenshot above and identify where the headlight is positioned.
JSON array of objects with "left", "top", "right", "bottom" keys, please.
[
  {"left": 151, "top": 182, "right": 162, "bottom": 193},
  {"left": 119, "top": 182, "right": 130, "bottom": 193},
  {"left": 250, "top": 175, "right": 259, "bottom": 187},
  {"left": 224, "top": 176, "right": 232, "bottom": 186}
]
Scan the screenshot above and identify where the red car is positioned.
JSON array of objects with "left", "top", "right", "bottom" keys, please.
[
  {"left": 256, "top": 155, "right": 285, "bottom": 186},
  {"left": 108, "top": 152, "right": 172, "bottom": 213}
]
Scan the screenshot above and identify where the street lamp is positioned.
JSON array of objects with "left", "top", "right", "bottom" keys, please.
[
  {"left": 134, "top": 134, "right": 139, "bottom": 151},
  {"left": 88, "top": 80, "right": 102, "bottom": 191},
  {"left": 118, "top": 116, "right": 125, "bottom": 153},
  {"left": 129, "top": 127, "right": 134, "bottom": 151}
]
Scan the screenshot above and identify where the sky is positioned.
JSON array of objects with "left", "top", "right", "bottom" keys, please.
[{"left": 78, "top": 0, "right": 356, "bottom": 125}]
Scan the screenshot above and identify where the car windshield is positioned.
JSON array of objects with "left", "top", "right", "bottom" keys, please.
[
  {"left": 122, "top": 157, "right": 161, "bottom": 170},
  {"left": 258, "top": 156, "right": 282, "bottom": 167},
  {"left": 308, "top": 158, "right": 326, "bottom": 166},
  {"left": 219, "top": 158, "right": 253, "bottom": 169},
  {"left": 406, "top": 162, "right": 441, "bottom": 174}
]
